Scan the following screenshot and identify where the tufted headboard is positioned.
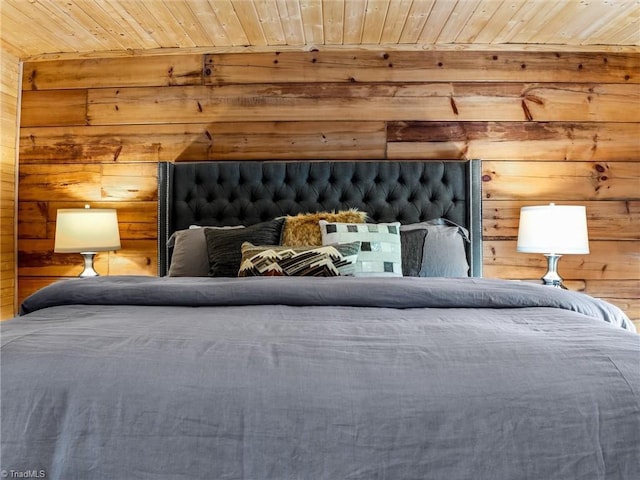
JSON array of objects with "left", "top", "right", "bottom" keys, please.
[{"left": 158, "top": 160, "right": 482, "bottom": 277}]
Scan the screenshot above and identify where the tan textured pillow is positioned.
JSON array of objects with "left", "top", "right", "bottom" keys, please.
[{"left": 281, "top": 209, "right": 368, "bottom": 246}]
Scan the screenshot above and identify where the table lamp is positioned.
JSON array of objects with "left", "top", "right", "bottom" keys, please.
[
  {"left": 516, "top": 203, "right": 589, "bottom": 288},
  {"left": 54, "top": 205, "right": 121, "bottom": 277}
]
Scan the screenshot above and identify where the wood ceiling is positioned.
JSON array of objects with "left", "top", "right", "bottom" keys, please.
[{"left": 1, "top": 0, "right": 639, "bottom": 60}]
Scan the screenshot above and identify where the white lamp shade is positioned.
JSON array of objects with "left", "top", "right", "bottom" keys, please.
[
  {"left": 517, "top": 204, "right": 589, "bottom": 255},
  {"left": 54, "top": 208, "right": 121, "bottom": 253}
]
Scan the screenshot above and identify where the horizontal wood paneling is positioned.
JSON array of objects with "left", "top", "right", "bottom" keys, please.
[
  {"left": 18, "top": 239, "right": 156, "bottom": 277},
  {"left": 16, "top": 49, "right": 640, "bottom": 327},
  {"left": 18, "top": 164, "right": 157, "bottom": 202},
  {"left": 78, "top": 83, "right": 640, "bottom": 125},
  {"left": 18, "top": 277, "right": 61, "bottom": 303},
  {"left": 483, "top": 200, "right": 640, "bottom": 240},
  {"left": 18, "top": 201, "right": 157, "bottom": 240},
  {"left": 482, "top": 161, "right": 640, "bottom": 201},
  {"left": 205, "top": 51, "right": 640, "bottom": 84},
  {"left": 19, "top": 121, "right": 387, "bottom": 163},
  {"left": 21, "top": 80, "right": 640, "bottom": 129},
  {"left": 387, "top": 122, "right": 640, "bottom": 161},
  {"left": 22, "top": 55, "right": 204, "bottom": 90},
  {"left": 21, "top": 89, "right": 87, "bottom": 127},
  {"left": 484, "top": 240, "right": 639, "bottom": 280},
  {"left": 19, "top": 164, "right": 102, "bottom": 201}
]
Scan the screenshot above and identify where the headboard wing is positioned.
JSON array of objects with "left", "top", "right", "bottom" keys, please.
[{"left": 158, "top": 160, "right": 482, "bottom": 277}]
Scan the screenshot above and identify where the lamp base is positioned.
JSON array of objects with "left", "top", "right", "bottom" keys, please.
[
  {"left": 541, "top": 253, "right": 566, "bottom": 289},
  {"left": 79, "top": 252, "right": 99, "bottom": 277}
]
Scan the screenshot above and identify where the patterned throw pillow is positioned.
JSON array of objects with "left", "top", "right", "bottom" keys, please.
[
  {"left": 238, "top": 242, "right": 361, "bottom": 277},
  {"left": 319, "top": 221, "right": 402, "bottom": 277},
  {"left": 281, "top": 209, "right": 367, "bottom": 247}
]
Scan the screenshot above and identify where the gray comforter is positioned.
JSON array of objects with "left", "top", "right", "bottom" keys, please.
[{"left": 1, "top": 276, "right": 638, "bottom": 479}]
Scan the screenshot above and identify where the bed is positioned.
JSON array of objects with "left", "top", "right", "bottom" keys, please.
[{"left": 1, "top": 160, "right": 638, "bottom": 480}]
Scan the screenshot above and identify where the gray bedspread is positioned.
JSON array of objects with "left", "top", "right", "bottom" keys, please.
[{"left": 2, "top": 276, "right": 638, "bottom": 479}]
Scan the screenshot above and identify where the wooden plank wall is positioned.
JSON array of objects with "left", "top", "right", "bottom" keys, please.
[
  {"left": 1, "top": 49, "right": 20, "bottom": 319},
  {"left": 16, "top": 50, "right": 640, "bottom": 328}
]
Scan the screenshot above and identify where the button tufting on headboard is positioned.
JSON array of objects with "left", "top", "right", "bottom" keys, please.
[{"left": 158, "top": 160, "right": 482, "bottom": 277}]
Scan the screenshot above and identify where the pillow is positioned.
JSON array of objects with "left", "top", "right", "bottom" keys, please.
[
  {"left": 204, "top": 218, "right": 285, "bottom": 277},
  {"left": 238, "top": 241, "right": 361, "bottom": 277},
  {"left": 400, "top": 219, "right": 470, "bottom": 277},
  {"left": 281, "top": 209, "right": 367, "bottom": 247},
  {"left": 319, "top": 221, "right": 402, "bottom": 277},
  {"left": 167, "top": 226, "right": 244, "bottom": 277},
  {"left": 400, "top": 229, "right": 428, "bottom": 277}
]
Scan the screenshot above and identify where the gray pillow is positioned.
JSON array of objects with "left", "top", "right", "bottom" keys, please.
[
  {"left": 204, "top": 218, "right": 285, "bottom": 277},
  {"left": 167, "top": 228, "right": 209, "bottom": 277},
  {"left": 167, "top": 226, "right": 244, "bottom": 277},
  {"left": 400, "top": 219, "right": 470, "bottom": 277}
]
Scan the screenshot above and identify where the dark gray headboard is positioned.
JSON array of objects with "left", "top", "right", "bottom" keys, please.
[{"left": 158, "top": 160, "right": 482, "bottom": 277}]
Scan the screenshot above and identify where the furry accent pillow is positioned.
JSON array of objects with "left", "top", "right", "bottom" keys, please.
[{"left": 281, "top": 209, "right": 367, "bottom": 247}]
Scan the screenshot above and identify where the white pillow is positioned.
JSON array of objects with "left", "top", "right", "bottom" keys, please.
[{"left": 319, "top": 220, "right": 402, "bottom": 277}]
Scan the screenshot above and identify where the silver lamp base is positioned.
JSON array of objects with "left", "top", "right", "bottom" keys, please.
[
  {"left": 541, "top": 253, "right": 566, "bottom": 289},
  {"left": 79, "top": 252, "right": 99, "bottom": 277}
]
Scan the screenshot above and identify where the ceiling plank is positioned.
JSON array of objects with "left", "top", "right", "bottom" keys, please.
[
  {"left": 508, "top": 0, "right": 572, "bottom": 45},
  {"left": 455, "top": 0, "right": 504, "bottom": 44},
  {"left": 276, "top": 0, "right": 306, "bottom": 45},
  {"left": 122, "top": 0, "right": 197, "bottom": 48},
  {"left": 361, "top": 0, "right": 391, "bottom": 44},
  {"left": 230, "top": 0, "right": 269, "bottom": 45},
  {"left": 402, "top": 0, "right": 437, "bottom": 43},
  {"left": 473, "top": 0, "right": 528, "bottom": 44},
  {"left": 489, "top": 0, "right": 542, "bottom": 44},
  {"left": 1, "top": 2, "right": 65, "bottom": 56},
  {"left": 163, "top": 0, "right": 229, "bottom": 47},
  {"left": 535, "top": 1, "right": 639, "bottom": 47},
  {"left": 437, "top": 0, "right": 484, "bottom": 44},
  {"left": 253, "top": 0, "right": 288, "bottom": 45},
  {"left": 379, "top": 0, "right": 413, "bottom": 44},
  {"left": 47, "top": 0, "right": 131, "bottom": 52},
  {"left": 89, "top": 0, "right": 162, "bottom": 50},
  {"left": 343, "top": 0, "right": 367, "bottom": 44},
  {"left": 586, "top": 3, "right": 640, "bottom": 46},
  {"left": 322, "top": 0, "right": 344, "bottom": 44},
  {"left": 299, "top": 0, "right": 324, "bottom": 45},
  {"left": 207, "top": 0, "right": 251, "bottom": 46}
]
